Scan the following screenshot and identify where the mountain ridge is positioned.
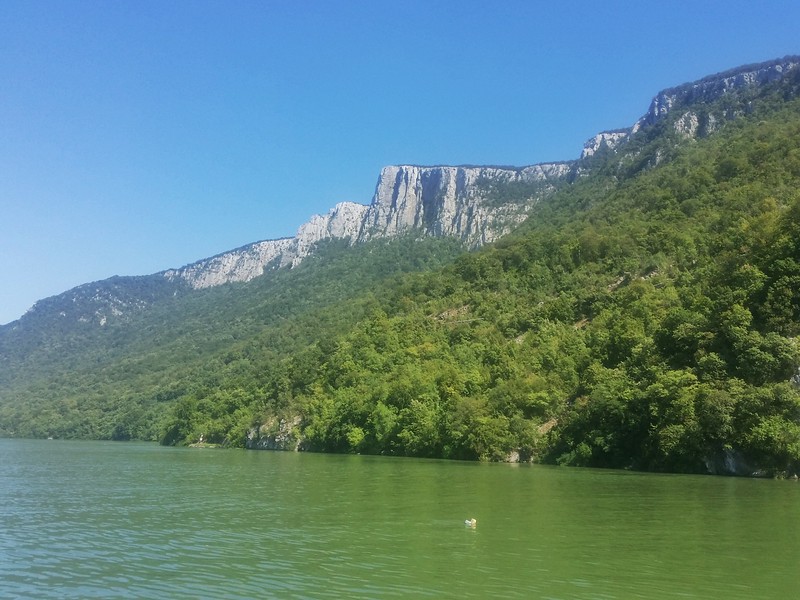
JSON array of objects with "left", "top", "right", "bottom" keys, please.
[
  {"left": 4, "top": 55, "right": 799, "bottom": 331},
  {"left": 115, "top": 54, "right": 800, "bottom": 291}
]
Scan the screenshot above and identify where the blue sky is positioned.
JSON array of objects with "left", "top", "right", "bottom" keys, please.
[{"left": 1, "top": 0, "right": 798, "bottom": 324}]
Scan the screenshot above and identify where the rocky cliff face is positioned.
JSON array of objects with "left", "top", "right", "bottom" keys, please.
[
  {"left": 582, "top": 56, "right": 800, "bottom": 170},
  {"left": 360, "top": 163, "right": 571, "bottom": 245},
  {"left": 164, "top": 163, "right": 572, "bottom": 289},
  {"left": 633, "top": 56, "right": 799, "bottom": 133},
  {"left": 583, "top": 57, "right": 800, "bottom": 157},
  {"left": 581, "top": 130, "right": 631, "bottom": 159}
]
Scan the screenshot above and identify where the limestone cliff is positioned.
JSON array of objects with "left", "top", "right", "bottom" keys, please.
[
  {"left": 164, "top": 163, "right": 572, "bottom": 289},
  {"left": 362, "top": 164, "right": 571, "bottom": 244},
  {"left": 581, "top": 130, "right": 631, "bottom": 159},
  {"left": 582, "top": 57, "right": 800, "bottom": 159},
  {"left": 633, "top": 56, "right": 799, "bottom": 133}
]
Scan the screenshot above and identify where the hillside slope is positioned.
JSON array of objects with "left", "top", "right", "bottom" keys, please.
[
  {"left": 212, "top": 60, "right": 800, "bottom": 475},
  {"left": 2, "top": 56, "right": 800, "bottom": 475},
  {"left": 0, "top": 237, "right": 466, "bottom": 439}
]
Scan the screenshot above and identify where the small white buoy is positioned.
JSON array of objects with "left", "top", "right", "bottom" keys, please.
[{"left": 464, "top": 518, "right": 477, "bottom": 528}]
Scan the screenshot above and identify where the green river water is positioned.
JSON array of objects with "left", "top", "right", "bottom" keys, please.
[{"left": 0, "top": 439, "right": 798, "bottom": 599}]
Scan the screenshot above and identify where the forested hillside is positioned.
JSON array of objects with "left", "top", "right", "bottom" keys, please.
[
  {"left": 2, "top": 60, "right": 800, "bottom": 476},
  {"left": 0, "top": 237, "right": 467, "bottom": 440},
  {"left": 163, "top": 72, "right": 800, "bottom": 475}
]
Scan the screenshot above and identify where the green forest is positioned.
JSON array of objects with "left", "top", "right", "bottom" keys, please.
[{"left": 2, "top": 67, "right": 800, "bottom": 476}]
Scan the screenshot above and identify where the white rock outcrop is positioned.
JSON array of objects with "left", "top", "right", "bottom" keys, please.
[
  {"left": 163, "top": 238, "right": 295, "bottom": 288},
  {"left": 361, "top": 164, "right": 569, "bottom": 244},
  {"left": 581, "top": 131, "right": 630, "bottom": 159},
  {"left": 164, "top": 163, "right": 571, "bottom": 289},
  {"left": 632, "top": 56, "right": 799, "bottom": 133}
]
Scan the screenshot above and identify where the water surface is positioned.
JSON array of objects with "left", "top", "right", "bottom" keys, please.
[{"left": 1, "top": 439, "right": 797, "bottom": 598}]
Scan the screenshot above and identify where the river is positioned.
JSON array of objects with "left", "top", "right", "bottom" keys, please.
[{"left": 0, "top": 439, "right": 797, "bottom": 599}]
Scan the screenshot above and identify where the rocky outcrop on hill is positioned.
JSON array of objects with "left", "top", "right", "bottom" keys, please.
[
  {"left": 163, "top": 237, "right": 295, "bottom": 288},
  {"left": 791, "top": 367, "right": 800, "bottom": 388},
  {"left": 164, "top": 162, "right": 572, "bottom": 289},
  {"left": 245, "top": 416, "right": 303, "bottom": 451},
  {"left": 581, "top": 130, "right": 630, "bottom": 159},
  {"left": 634, "top": 56, "right": 799, "bottom": 133},
  {"left": 361, "top": 163, "right": 571, "bottom": 244},
  {"left": 582, "top": 57, "right": 800, "bottom": 155}
]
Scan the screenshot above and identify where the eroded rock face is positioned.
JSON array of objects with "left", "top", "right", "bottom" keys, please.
[
  {"left": 583, "top": 57, "right": 800, "bottom": 155},
  {"left": 163, "top": 237, "right": 295, "bottom": 288},
  {"left": 293, "top": 201, "right": 370, "bottom": 264},
  {"left": 164, "top": 163, "right": 572, "bottom": 289},
  {"left": 633, "top": 56, "right": 800, "bottom": 133},
  {"left": 581, "top": 131, "right": 630, "bottom": 159},
  {"left": 246, "top": 416, "right": 303, "bottom": 451},
  {"left": 361, "top": 164, "right": 570, "bottom": 244}
]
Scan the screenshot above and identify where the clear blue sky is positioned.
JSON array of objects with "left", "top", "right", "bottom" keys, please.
[{"left": 1, "top": 0, "right": 798, "bottom": 324}]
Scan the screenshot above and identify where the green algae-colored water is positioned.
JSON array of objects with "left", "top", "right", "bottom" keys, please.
[{"left": 1, "top": 439, "right": 798, "bottom": 599}]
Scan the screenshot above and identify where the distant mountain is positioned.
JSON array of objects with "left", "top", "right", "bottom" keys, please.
[
  {"left": 152, "top": 55, "right": 800, "bottom": 290},
  {"left": 4, "top": 56, "right": 797, "bottom": 332},
  {"left": 583, "top": 55, "right": 800, "bottom": 155},
  {"left": 162, "top": 162, "right": 572, "bottom": 290},
  {"left": 2, "top": 55, "right": 799, "bottom": 476}
]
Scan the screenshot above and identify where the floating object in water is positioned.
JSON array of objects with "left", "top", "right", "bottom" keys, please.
[{"left": 464, "top": 518, "right": 477, "bottom": 527}]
